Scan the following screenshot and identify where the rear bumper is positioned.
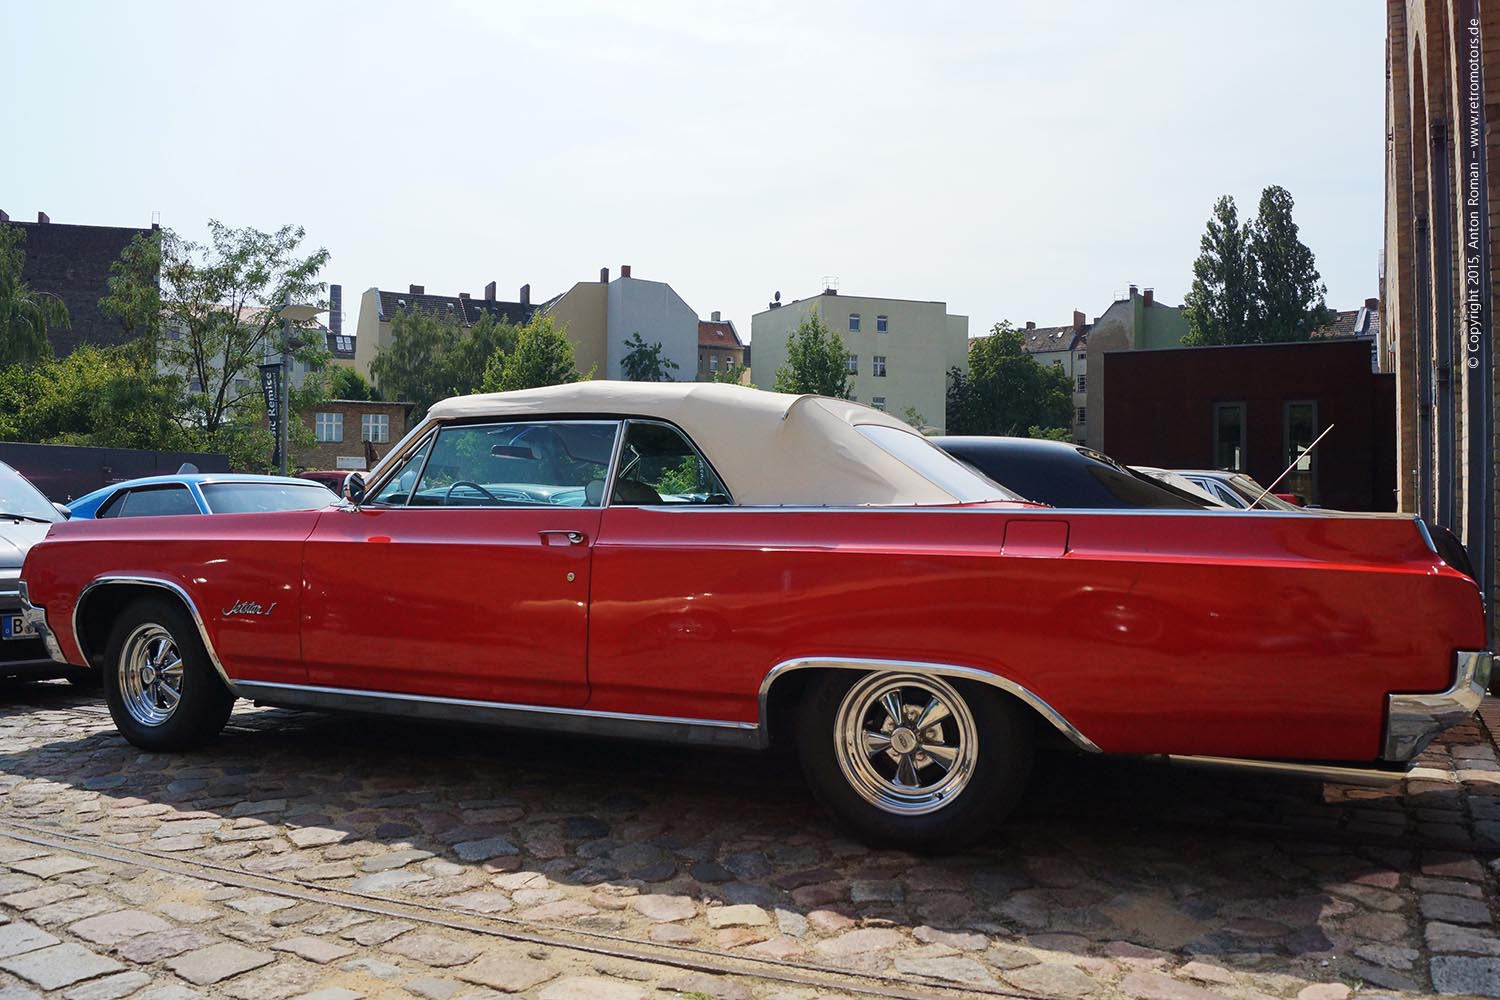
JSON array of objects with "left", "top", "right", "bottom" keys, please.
[
  {"left": 1383, "top": 649, "right": 1492, "bottom": 761},
  {"left": 16, "top": 582, "right": 69, "bottom": 667}
]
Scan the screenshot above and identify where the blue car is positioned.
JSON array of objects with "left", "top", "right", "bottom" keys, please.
[{"left": 68, "top": 474, "right": 337, "bottom": 520}]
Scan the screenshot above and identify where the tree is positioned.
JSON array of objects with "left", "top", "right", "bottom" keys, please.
[
  {"left": 901, "top": 406, "right": 927, "bottom": 431},
  {"left": 328, "top": 366, "right": 375, "bottom": 401},
  {"left": 1182, "top": 196, "right": 1257, "bottom": 346},
  {"left": 946, "top": 323, "right": 1072, "bottom": 437},
  {"left": 481, "top": 314, "right": 589, "bottom": 392},
  {"left": 1249, "top": 185, "right": 1334, "bottom": 341},
  {"left": 99, "top": 230, "right": 164, "bottom": 366},
  {"left": 712, "top": 363, "right": 753, "bottom": 386},
  {"left": 370, "top": 308, "right": 516, "bottom": 417},
  {"left": 772, "top": 314, "right": 852, "bottom": 398},
  {"left": 0, "top": 224, "right": 67, "bottom": 367},
  {"left": 620, "top": 332, "right": 679, "bottom": 381},
  {"left": 0, "top": 346, "right": 189, "bottom": 451}
]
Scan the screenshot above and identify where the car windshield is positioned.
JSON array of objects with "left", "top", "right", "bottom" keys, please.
[
  {"left": 855, "top": 425, "right": 1024, "bottom": 503},
  {"left": 1221, "top": 475, "right": 1302, "bottom": 511},
  {"left": 0, "top": 463, "right": 60, "bottom": 522},
  {"left": 199, "top": 482, "right": 336, "bottom": 514}
]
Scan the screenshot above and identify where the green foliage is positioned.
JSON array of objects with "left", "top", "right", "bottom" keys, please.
[
  {"left": 370, "top": 309, "right": 516, "bottom": 417},
  {"left": 1027, "top": 424, "right": 1073, "bottom": 441},
  {"left": 328, "top": 366, "right": 375, "bottom": 401},
  {"left": 0, "top": 346, "right": 190, "bottom": 450},
  {"left": 772, "top": 314, "right": 852, "bottom": 398},
  {"left": 946, "top": 324, "right": 1072, "bottom": 437},
  {"left": 1183, "top": 187, "right": 1332, "bottom": 346},
  {"left": 901, "top": 406, "right": 927, "bottom": 430},
  {"left": 99, "top": 230, "right": 163, "bottom": 364},
  {"left": 481, "top": 314, "right": 589, "bottom": 392},
  {"left": 654, "top": 455, "right": 703, "bottom": 494},
  {"left": 620, "top": 332, "right": 679, "bottom": 381},
  {"left": 711, "top": 363, "right": 752, "bottom": 386},
  {"left": 0, "top": 224, "right": 66, "bottom": 367}
]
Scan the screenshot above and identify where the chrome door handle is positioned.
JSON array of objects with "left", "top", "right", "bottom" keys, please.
[{"left": 539, "top": 530, "right": 586, "bottom": 546}]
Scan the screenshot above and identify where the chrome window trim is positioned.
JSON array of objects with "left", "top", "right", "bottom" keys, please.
[
  {"left": 758, "top": 656, "right": 1102, "bottom": 754},
  {"left": 235, "top": 680, "right": 760, "bottom": 749},
  {"left": 72, "top": 576, "right": 240, "bottom": 695},
  {"left": 1383, "top": 649, "right": 1492, "bottom": 761},
  {"left": 607, "top": 418, "right": 736, "bottom": 508}
]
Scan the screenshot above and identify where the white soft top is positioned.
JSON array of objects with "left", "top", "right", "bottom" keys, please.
[{"left": 401, "top": 382, "right": 986, "bottom": 506}]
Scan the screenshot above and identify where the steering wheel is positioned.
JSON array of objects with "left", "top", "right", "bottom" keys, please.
[{"left": 445, "top": 480, "right": 498, "bottom": 504}]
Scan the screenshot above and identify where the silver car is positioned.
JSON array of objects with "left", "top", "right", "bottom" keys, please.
[{"left": 0, "top": 461, "right": 89, "bottom": 684}]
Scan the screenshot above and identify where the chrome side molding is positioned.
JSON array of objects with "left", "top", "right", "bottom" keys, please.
[
  {"left": 72, "top": 576, "right": 241, "bottom": 696},
  {"left": 758, "top": 656, "right": 1102, "bottom": 753},
  {"left": 1161, "top": 754, "right": 1409, "bottom": 787},
  {"left": 1384, "top": 649, "right": 1492, "bottom": 762},
  {"left": 236, "top": 681, "right": 763, "bottom": 749}
]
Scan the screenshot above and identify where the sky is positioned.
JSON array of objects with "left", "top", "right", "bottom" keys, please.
[{"left": 2, "top": 1, "right": 1386, "bottom": 340}]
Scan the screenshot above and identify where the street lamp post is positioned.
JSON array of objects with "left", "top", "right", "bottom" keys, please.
[{"left": 275, "top": 297, "right": 325, "bottom": 476}]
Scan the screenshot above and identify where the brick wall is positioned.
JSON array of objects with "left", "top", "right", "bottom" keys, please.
[{"left": 295, "top": 400, "right": 412, "bottom": 472}]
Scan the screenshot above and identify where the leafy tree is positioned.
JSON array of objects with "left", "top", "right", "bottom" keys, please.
[
  {"left": 772, "top": 314, "right": 852, "bottom": 398},
  {"left": 946, "top": 323, "right": 1072, "bottom": 437},
  {"left": 711, "top": 363, "right": 751, "bottom": 385},
  {"left": 0, "top": 346, "right": 189, "bottom": 451},
  {"left": 1027, "top": 424, "right": 1073, "bottom": 441},
  {"left": 1249, "top": 185, "right": 1334, "bottom": 341},
  {"left": 0, "top": 224, "right": 67, "bottom": 367},
  {"left": 901, "top": 406, "right": 927, "bottom": 431},
  {"left": 370, "top": 308, "right": 516, "bottom": 417},
  {"left": 328, "top": 366, "right": 375, "bottom": 401},
  {"left": 481, "top": 314, "right": 589, "bottom": 392},
  {"left": 1182, "top": 196, "right": 1257, "bottom": 346},
  {"left": 620, "top": 332, "right": 679, "bottom": 381},
  {"left": 99, "top": 230, "right": 164, "bottom": 365},
  {"left": 1183, "top": 187, "right": 1332, "bottom": 345}
]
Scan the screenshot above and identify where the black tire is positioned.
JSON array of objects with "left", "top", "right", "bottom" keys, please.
[
  {"left": 795, "top": 670, "right": 1033, "bottom": 851},
  {"left": 103, "top": 597, "right": 234, "bottom": 751}
]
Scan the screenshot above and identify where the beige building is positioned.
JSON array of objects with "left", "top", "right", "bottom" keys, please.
[
  {"left": 353, "top": 281, "right": 537, "bottom": 384},
  {"left": 751, "top": 290, "right": 969, "bottom": 433},
  {"left": 1083, "top": 286, "right": 1188, "bottom": 451},
  {"left": 540, "top": 265, "right": 701, "bottom": 380},
  {"left": 1006, "top": 312, "right": 1091, "bottom": 443}
]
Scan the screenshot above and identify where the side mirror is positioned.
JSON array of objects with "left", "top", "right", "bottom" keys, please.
[
  {"left": 52, "top": 502, "right": 71, "bottom": 520},
  {"left": 343, "top": 473, "right": 367, "bottom": 507}
]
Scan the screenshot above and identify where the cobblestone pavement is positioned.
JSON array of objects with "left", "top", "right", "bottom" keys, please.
[{"left": 0, "top": 684, "right": 1496, "bottom": 1000}]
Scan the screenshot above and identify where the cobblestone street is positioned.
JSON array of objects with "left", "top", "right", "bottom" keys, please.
[{"left": 0, "top": 685, "right": 1494, "bottom": 1000}]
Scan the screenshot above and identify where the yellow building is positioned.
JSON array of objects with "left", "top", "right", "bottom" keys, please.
[{"left": 353, "top": 281, "right": 536, "bottom": 384}]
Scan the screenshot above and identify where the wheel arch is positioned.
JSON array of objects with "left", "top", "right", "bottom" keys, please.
[
  {"left": 73, "top": 577, "right": 239, "bottom": 695},
  {"left": 758, "top": 657, "right": 1100, "bottom": 753}
]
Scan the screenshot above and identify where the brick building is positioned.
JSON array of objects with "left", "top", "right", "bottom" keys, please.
[
  {"left": 1384, "top": 1, "right": 1498, "bottom": 623},
  {"left": 697, "top": 312, "right": 746, "bottom": 380},
  {"left": 1, "top": 210, "right": 158, "bottom": 356},
  {"left": 298, "top": 399, "right": 413, "bottom": 472}
]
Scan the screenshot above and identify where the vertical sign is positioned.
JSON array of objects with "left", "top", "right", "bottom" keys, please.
[
  {"left": 1459, "top": 4, "right": 1495, "bottom": 631},
  {"left": 258, "top": 362, "right": 282, "bottom": 471}
]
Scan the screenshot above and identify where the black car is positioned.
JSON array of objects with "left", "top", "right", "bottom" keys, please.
[{"left": 934, "top": 436, "right": 1219, "bottom": 509}]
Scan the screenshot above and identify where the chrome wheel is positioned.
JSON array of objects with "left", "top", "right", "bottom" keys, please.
[
  {"left": 833, "top": 673, "right": 979, "bottom": 815},
  {"left": 118, "top": 624, "right": 184, "bottom": 727}
]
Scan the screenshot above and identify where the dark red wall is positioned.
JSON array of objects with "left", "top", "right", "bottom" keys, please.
[{"left": 1102, "top": 340, "right": 1396, "bottom": 511}]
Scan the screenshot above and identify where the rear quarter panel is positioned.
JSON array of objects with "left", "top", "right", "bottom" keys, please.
[
  {"left": 21, "top": 511, "right": 324, "bottom": 683},
  {"left": 587, "top": 507, "right": 1485, "bottom": 761}
]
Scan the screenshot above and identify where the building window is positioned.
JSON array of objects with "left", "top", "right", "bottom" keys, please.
[
  {"left": 1076, "top": 352, "right": 1086, "bottom": 362},
  {"left": 1052, "top": 359, "right": 1063, "bottom": 369},
  {"left": 709, "top": 354, "right": 719, "bottom": 371},
  {"left": 1213, "top": 402, "right": 1246, "bottom": 471},
  {"left": 315, "top": 412, "right": 344, "bottom": 443},
  {"left": 1283, "top": 400, "right": 1318, "bottom": 503},
  {"left": 849, "top": 313, "right": 861, "bottom": 332},
  {"left": 872, "top": 396, "right": 887, "bottom": 411},
  {"left": 872, "top": 355, "right": 887, "bottom": 377},
  {"left": 1076, "top": 407, "right": 1086, "bottom": 425},
  {"left": 876, "top": 315, "right": 888, "bottom": 333},
  {"left": 1076, "top": 374, "right": 1086, "bottom": 392},
  {"left": 847, "top": 353, "right": 859, "bottom": 374},
  {"left": 361, "top": 413, "right": 390, "bottom": 444}
]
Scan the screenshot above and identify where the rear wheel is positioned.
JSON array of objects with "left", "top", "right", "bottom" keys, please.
[
  {"left": 796, "top": 671, "right": 1032, "bottom": 850},
  {"left": 104, "top": 597, "right": 234, "bottom": 751}
]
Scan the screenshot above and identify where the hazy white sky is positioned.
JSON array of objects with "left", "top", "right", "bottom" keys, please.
[{"left": 3, "top": 1, "right": 1384, "bottom": 339}]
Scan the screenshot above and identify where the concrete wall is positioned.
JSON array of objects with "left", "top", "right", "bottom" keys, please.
[
  {"left": 606, "top": 277, "right": 700, "bottom": 381},
  {"left": 353, "top": 287, "right": 383, "bottom": 381},
  {"left": 545, "top": 282, "right": 608, "bottom": 378}
]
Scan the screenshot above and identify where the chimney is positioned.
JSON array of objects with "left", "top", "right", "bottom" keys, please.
[
  {"left": 0, "top": 210, "right": 8, "bottom": 223},
  {"left": 36, "top": 212, "right": 49, "bottom": 224},
  {"left": 1365, "top": 297, "right": 1380, "bottom": 311},
  {"left": 409, "top": 284, "right": 424, "bottom": 295},
  {"left": 1073, "top": 310, "right": 1086, "bottom": 331},
  {"left": 600, "top": 267, "right": 609, "bottom": 283},
  {"left": 484, "top": 281, "right": 496, "bottom": 301},
  {"left": 330, "top": 285, "right": 343, "bottom": 336},
  {"left": 459, "top": 291, "right": 470, "bottom": 300},
  {"left": 519, "top": 284, "right": 530, "bottom": 306},
  {"left": 1143, "top": 288, "right": 1154, "bottom": 307},
  {"left": 1128, "top": 283, "right": 1138, "bottom": 298},
  {"left": 620, "top": 265, "right": 632, "bottom": 278},
  {"left": 1025, "top": 321, "right": 1036, "bottom": 331},
  {"left": 711, "top": 310, "right": 721, "bottom": 322}
]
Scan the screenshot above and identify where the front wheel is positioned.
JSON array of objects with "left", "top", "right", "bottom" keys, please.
[
  {"left": 795, "top": 671, "right": 1032, "bottom": 851},
  {"left": 104, "top": 597, "right": 234, "bottom": 751}
]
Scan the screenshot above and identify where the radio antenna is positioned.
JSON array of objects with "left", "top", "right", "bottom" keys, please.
[{"left": 1251, "top": 424, "right": 1335, "bottom": 509}]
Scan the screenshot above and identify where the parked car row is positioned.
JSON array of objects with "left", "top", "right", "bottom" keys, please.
[{"left": 13, "top": 383, "right": 1490, "bottom": 849}]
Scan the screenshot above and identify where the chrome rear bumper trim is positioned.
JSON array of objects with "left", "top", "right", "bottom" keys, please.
[
  {"left": 1383, "top": 649, "right": 1492, "bottom": 762},
  {"left": 1162, "top": 754, "right": 1409, "bottom": 787},
  {"left": 18, "top": 583, "right": 66, "bottom": 665}
]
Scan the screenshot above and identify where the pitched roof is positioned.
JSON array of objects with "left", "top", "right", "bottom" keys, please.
[
  {"left": 376, "top": 290, "right": 537, "bottom": 327},
  {"left": 1312, "top": 306, "right": 1375, "bottom": 339},
  {"left": 698, "top": 319, "right": 744, "bottom": 349},
  {"left": 1017, "top": 324, "right": 1089, "bottom": 354}
]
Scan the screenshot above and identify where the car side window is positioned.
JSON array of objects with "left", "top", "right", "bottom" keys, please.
[
  {"left": 115, "top": 485, "right": 199, "bottom": 517},
  {"left": 411, "top": 421, "right": 618, "bottom": 507},
  {"left": 373, "top": 436, "right": 434, "bottom": 505},
  {"left": 612, "top": 421, "right": 730, "bottom": 506}
]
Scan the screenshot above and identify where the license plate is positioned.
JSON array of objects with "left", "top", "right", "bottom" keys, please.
[{"left": 2, "top": 615, "right": 36, "bottom": 640}]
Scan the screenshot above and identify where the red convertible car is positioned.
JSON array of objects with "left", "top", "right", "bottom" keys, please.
[{"left": 18, "top": 383, "right": 1492, "bottom": 848}]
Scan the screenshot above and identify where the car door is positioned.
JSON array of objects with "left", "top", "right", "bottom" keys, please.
[{"left": 299, "top": 419, "right": 621, "bottom": 707}]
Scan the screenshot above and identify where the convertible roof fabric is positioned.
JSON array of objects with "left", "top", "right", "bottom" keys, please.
[{"left": 404, "top": 382, "right": 985, "bottom": 506}]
